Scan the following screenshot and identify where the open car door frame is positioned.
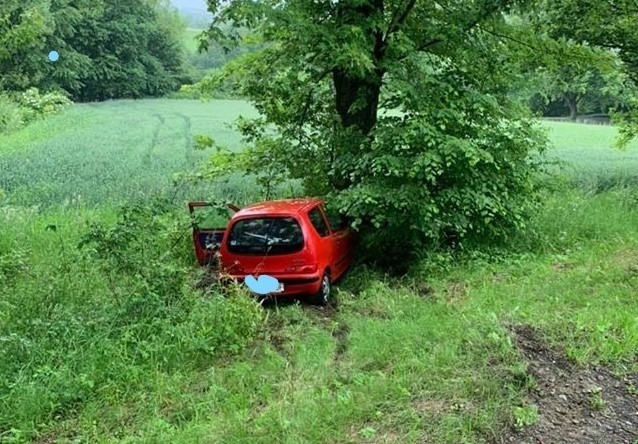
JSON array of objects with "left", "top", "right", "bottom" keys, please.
[{"left": 188, "top": 202, "right": 238, "bottom": 266}]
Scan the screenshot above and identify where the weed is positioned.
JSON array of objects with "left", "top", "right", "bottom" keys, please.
[
  {"left": 512, "top": 405, "right": 539, "bottom": 430},
  {"left": 587, "top": 387, "right": 606, "bottom": 411}
]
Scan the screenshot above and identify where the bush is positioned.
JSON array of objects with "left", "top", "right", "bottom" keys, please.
[
  {"left": 17, "top": 88, "right": 72, "bottom": 124},
  {"left": 77, "top": 199, "right": 264, "bottom": 359},
  {"left": 0, "top": 88, "right": 72, "bottom": 134}
]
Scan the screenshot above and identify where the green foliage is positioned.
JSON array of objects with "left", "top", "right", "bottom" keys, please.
[
  {"left": 18, "top": 88, "right": 72, "bottom": 122},
  {"left": 512, "top": 405, "right": 539, "bottom": 430},
  {"left": 532, "top": 0, "right": 638, "bottom": 145},
  {"left": 187, "top": 27, "right": 264, "bottom": 74},
  {"left": 71, "top": 0, "right": 190, "bottom": 101},
  {"left": 527, "top": 57, "right": 637, "bottom": 119},
  {"left": 0, "top": 0, "right": 191, "bottom": 102},
  {"left": 78, "top": 200, "right": 190, "bottom": 300},
  {"left": 0, "top": 1, "right": 52, "bottom": 91},
  {"left": 0, "top": 94, "right": 25, "bottom": 134},
  {"left": 587, "top": 386, "right": 606, "bottom": 411},
  {"left": 0, "top": 246, "right": 27, "bottom": 283}
]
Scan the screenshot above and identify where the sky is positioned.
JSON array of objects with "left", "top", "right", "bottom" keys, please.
[{"left": 170, "top": 0, "right": 209, "bottom": 12}]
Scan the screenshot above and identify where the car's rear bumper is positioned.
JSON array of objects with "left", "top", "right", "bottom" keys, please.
[{"left": 229, "top": 273, "right": 322, "bottom": 297}]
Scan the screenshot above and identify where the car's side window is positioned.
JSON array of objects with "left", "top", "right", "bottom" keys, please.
[{"left": 308, "top": 207, "right": 329, "bottom": 237}]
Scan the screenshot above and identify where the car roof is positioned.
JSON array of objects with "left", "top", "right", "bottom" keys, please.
[{"left": 234, "top": 198, "right": 323, "bottom": 218}]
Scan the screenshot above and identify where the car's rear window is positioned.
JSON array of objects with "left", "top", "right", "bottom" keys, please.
[{"left": 227, "top": 217, "right": 304, "bottom": 255}]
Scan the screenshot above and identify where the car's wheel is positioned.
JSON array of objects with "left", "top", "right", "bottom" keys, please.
[{"left": 310, "top": 273, "right": 331, "bottom": 306}]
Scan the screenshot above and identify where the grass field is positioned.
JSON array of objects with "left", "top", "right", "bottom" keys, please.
[{"left": 1, "top": 101, "right": 637, "bottom": 443}]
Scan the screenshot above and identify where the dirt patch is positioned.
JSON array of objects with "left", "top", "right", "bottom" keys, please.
[
  {"left": 491, "top": 272, "right": 509, "bottom": 283},
  {"left": 412, "top": 399, "right": 449, "bottom": 417},
  {"left": 615, "top": 249, "right": 638, "bottom": 274},
  {"left": 302, "top": 297, "right": 339, "bottom": 322},
  {"left": 359, "top": 304, "right": 393, "bottom": 319},
  {"left": 498, "top": 325, "right": 638, "bottom": 444},
  {"left": 347, "top": 425, "right": 401, "bottom": 444},
  {"left": 405, "top": 280, "right": 434, "bottom": 299}
]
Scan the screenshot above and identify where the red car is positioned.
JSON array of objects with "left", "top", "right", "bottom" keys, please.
[{"left": 189, "top": 198, "right": 354, "bottom": 305}]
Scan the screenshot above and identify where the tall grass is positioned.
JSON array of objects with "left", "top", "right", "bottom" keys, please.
[{"left": 0, "top": 203, "right": 264, "bottom": 442}]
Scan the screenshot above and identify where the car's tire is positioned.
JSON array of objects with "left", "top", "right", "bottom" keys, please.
[{"left": 310, "top": 273, "right": 331, "bottom": 306}]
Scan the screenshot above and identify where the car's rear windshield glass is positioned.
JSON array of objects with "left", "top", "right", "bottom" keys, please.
[{"left": 228, "top": 217, "right": 304, "bottom": 255}]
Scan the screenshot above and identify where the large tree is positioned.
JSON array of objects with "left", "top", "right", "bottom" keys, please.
[
  {"left": 527, "top": 58, "right": 636, "bottom": 120},
  {"left": 198, "top": 0, "right": 551, "bottom": 264},
  {"left": 69, "top": 0, "right": 190, "bottom": 101}
]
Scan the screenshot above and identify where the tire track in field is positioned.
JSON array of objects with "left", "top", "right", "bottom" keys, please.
[
  {"left": 143, "top": 114, "right": 165, "bottom": 167},
  {"left": 174, "top": 112, "right": 194, "bottom": 166}
]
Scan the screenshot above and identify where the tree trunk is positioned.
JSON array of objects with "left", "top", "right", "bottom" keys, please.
[
  {"left": 563, "top": 92, "right": 578, "bottom": 120},
  {"left": 332, "top": 68, "right": 384, "bottom": 135},
  {"left": 332, "top": 0, "right": 385, "bottom": 136}
]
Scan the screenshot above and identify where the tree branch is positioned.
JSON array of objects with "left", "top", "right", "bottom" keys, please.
[
  {"left": 384, "top": 0, "right": 418, "bottom": 40},
  {"left": 482, "top": 26, "right": 603, "bottom": 64},
  {"left": 480, "top": 27, "right": 537, "bottom": 51}
]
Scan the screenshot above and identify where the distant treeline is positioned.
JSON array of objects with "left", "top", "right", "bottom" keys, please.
[{"left": 1, "top": 0, "right": 191, "bottom": 102}]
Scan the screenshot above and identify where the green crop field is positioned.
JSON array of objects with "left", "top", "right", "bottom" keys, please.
[
  {"left": 0, "top": 99, "right": 258, "bottom": 208},
  {"left": 2, "top": 101, "right": 638, "bottom": 208},
  {"left": 1, "top": 101, "right": 638, "bottom": 443},
  {"left": 544, "top": 121, "right": 638, "bottom": 191}
]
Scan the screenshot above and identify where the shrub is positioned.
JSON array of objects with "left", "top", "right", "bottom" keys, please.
[
  {"left": 77, "top": 199, "right": 264, "bottom": 359},
  {"left": 17, "top": 88, "right": 72, "bottom": 123},
  {"left": 0, "top": 88, "right": 72, "bottom": 134}
]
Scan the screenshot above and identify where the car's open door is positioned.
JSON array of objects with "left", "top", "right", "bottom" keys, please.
[{"left": 188, "top": 202, "right": 239, "bottom": 266}]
